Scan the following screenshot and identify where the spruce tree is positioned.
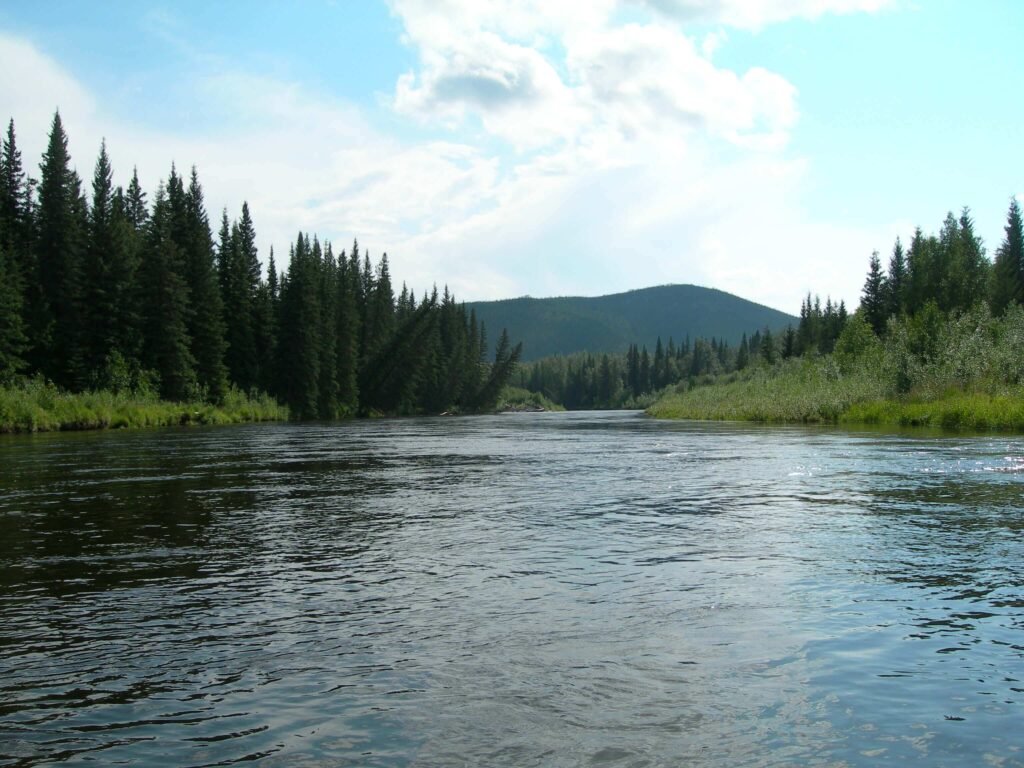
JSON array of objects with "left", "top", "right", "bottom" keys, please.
[
  {"left": 885, "top": 237, "right": 907, "bottom": 317},
  {"left": 108, "top": 184, "right": 143, "bottom": 372},
  {"left": 359, "top": 253, "right": 395, "bottom": 397},
  {"left": 124, "top": 167, "right": 148, "bottom": 231},
  {"left": 219, "top": 211, "right": 256, "bottom": 391},
  {"left": 952, "top": 207, "right": 988, "bottom": 312},
  {"left": 991, "top": 198, "right": 1024, "bottom": 315},
  {"left": 140, "top": 184, "right": 196, "bottom": 400},
  {"left": 253, "top": 246, "right": 279, "bottom": 395},
  {"left": 0, "top": 119, "right": 31, "bottom": 270},
  {"left": 334, "top": 250, "right": 359, "bottom": 415},
  {"left": 36, "top": 111, "right": 87, "bottom": 387},
  {"left": 0, "top": 243, "right": 27, "bottom": 382},
  {"left": 276, "top": 234, "right": 321, "bottom": 418},
  {"left": 182, "top": 168, "right": 229, "bottom": 400},
  {"left": 0, "top": 119, "right": 34, "bottom": 368},
  {"left": 79, "top": 140, "right": 119, "bottom": 385},
  {"left": 861, "top": 250, "right": 887, "bottom": 335},
  {"left": 315, "top": 238, "right": 339, "bottom": 418}
]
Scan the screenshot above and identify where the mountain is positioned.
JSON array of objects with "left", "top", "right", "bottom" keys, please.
[{"left": 468, "top": 284, "right": 797, "bottom": 361}]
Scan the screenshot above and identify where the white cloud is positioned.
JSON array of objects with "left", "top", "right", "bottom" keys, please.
[
  {"left": 0, "top": 0, "right": 895, "bottom": 314},
  {"left": 389, "top": 1, "right": 800, "bottom": 155},
  {"left": 0, "top": 33, "right": 97, "bottom": 167},
  {"left": 636, "top": 0, "right": 893, "bottom": 29}
]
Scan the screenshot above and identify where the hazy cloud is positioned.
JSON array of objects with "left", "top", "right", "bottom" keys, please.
[{"left": 636, "top": 0, "right": 893, "bottom": 28}]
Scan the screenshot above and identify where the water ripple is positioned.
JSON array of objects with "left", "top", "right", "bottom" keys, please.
[{"left": 1, "top": 413, "right": 1023, "bottom": 766}]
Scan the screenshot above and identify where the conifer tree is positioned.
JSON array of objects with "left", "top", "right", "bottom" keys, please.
[
  {"left": 861, "top": 250, "right": 887, "bottom": 335},
  {"left": 108, "top": 185, "right": 143, "bottom": 370},
  {"left": 759, "top": 327, "right": 776, "bottom": 364},
  {"left": 736, "top": 334, "right": 750, "bottom": 370},
  {"left": 0, "top": 119, "right": 35, "bottom": 366},
  {"left": 473, "top": 327, "right": 522, "bottom": 410},
  {"left": 36, "top": 111, "right": 87, "bottom": 387},
  {"left": 124, "top": 167, "right": 148, "bottom": 231},
  {"left": 219, "top": 210, "right": 256, "bottom": 390},
  {"left": 334, "top": 250, "right": 359, "bottom": 415},
  {"left": 140, "top": 184, "right": 196, "bottom": 400},
  {"left": 0, "top": 119, "right": 31, "bottom": 273},
  {"left": 948, "top": 207, "right": 988, "bottom": 312},
  {"left": 0, "top": 243, "right": 27, "bottom": 382},
  {"left": 182, "top": 168, "right": 229, "bottom": 400},
  {"left": 79, "top": 140, "right": 119, "bottom": 385},
  {"left": 885, "top": 237, "right": 907, "bottom": 318},
  {"left": 906, "top": 227, "right": 934, "bottom": 315},
  {"left": 991, "top": 198, "right": 1024, "bottom": 315},
  {"left": 315, "top": 238, "right": 339, "bottom": 418},
  {"left": 253, "top": 246, "right": 279, "bottom": 395},
  {"left": 359, "top": 253, "right": 395, "bottom": 396},
  {"left": 781, "top": 326, "right": 797, "bottom": 359},
  {"left": 277, "top": 234, "right": 321, "bottom": 418}
]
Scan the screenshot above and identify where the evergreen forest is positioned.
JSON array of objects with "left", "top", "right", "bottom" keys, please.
[
  {"left": 0, "top": 113, "right": 521, "bottom": 427},
  {"left": 511, "top": 296, "right": 847, "bottom": 409},
  {"left": 468, "top": 284, "right": 794, "bottom": 361}
]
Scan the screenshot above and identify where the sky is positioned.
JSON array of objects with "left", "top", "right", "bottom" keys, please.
[{"left": 0, "top": 1, "right": 1021, "bottom": 314}]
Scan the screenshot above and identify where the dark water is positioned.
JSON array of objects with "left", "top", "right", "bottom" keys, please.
[{"left": 1, "top": 411, "right": 1023, "bottom": 767}]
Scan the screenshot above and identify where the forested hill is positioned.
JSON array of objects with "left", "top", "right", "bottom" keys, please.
[{"left": 468, "top": 285, "right": 796, "bottom": 361}]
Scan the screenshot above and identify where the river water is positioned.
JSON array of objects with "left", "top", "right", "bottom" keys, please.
[{"left": 1, "top": 411, "right": 1022, "bottom": 767}]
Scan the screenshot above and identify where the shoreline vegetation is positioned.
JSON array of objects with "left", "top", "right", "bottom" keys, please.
[
  {"left": 1, "top": 113, "right": 523, "bottom": 428},
  {"left": 513, "top": 202, "right": 1024, "bottom": 434},
  {"left": 647, "top": 199, "right": 1024, "bottom": 431},
  {"left": 0, "top": 378, "right": 287, "bottom": 434},
  {"left": 0, "top": 381, "right": 564, "bottom": 434}
]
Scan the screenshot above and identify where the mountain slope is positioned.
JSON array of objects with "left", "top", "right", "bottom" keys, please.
[{"left": 468, "top": 284, "right": 797, "bottom": 361}]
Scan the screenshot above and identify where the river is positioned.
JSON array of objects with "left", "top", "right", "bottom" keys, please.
[{"left": 1, "top": 411, "right": 1022, "bottom": 766}]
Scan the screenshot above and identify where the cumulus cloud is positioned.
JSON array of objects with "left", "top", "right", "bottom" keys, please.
[
  {"left": 389, "top": 0, "right": 804, "bottom": 159},
  {"left": 1, "top": 0, "right": 895, "bottom": 312}
]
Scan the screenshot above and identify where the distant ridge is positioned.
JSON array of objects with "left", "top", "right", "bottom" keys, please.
[{"left": 468, "top": 284, "right": 797, "bottom": 361}]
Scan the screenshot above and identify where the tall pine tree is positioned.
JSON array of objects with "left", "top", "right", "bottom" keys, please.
[
  {"left": 991, "top": 198, "right": 1024, "bottom": 314},
  {"left": 36, "top": 111, "right": 88, "bottom": 387}
]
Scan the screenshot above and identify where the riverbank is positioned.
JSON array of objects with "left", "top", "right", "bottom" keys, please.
[
  {"left": 0, "top": 379, "right": 288, "bottom": 433},
  {"left": 646, "top": 363, "right": 1024, "bottom": 431}
]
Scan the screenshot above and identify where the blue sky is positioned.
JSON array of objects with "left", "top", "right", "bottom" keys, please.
[{"left": 0, "top": 1, "right": 1020, "bottom": 313}]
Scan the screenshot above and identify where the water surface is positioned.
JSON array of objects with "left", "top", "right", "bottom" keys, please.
[{"left": 1, "top": 412, "right": 1022, "bottom": 766}]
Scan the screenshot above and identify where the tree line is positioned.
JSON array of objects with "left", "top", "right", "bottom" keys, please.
[
  {"left": 517, "top": 198, "right": 1024, "bottom": 411},
  {"left": 859, "top": 204, "right": 1023, "bottom": 335},
  {"left": 0, "top": 112, "right": 521, "bottom": 417},
  {"left": 512, "top": 295, "right": 852, "bottom": 409}
]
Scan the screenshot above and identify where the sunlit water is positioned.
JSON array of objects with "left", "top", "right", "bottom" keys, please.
[{"left": 1, "top": 411, "right": 1022, "bottom": 767}]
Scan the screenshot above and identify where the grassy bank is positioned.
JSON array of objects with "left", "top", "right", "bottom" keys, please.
[
  {"left": 648, "top": 370, "right": 1024, "bottom": 431},
  {"left": 648, "top": 306, "right": 1024, "bottom": 431},
  {"left": 646, "top": 359, "right": 885, "bottom": 423},
  {"left": 0, "top": 378, "right": 288, "bottom": 433}
]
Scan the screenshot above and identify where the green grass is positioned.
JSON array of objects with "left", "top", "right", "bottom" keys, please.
[
  {"left": 646, "top": 359, "right": 884, "bottom": 423},
  {"left": 647, "top": 360, "right": 1024, "bottom": 432},
  {"left": 649, "top": 306, "right": 1024, "bottom": 432},
  {"left": 0, "top": 379, "right": 288, "bottom": 433},
  {"left": 843, "top": 392, "right": 1024, "bottom": 431}
]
